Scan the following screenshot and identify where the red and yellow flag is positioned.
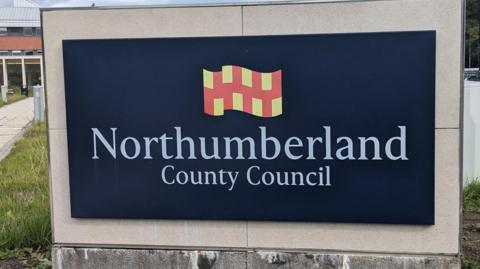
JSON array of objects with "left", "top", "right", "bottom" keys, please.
[{"left": 203, "top": 65, "right": 282, "bottom": 117}]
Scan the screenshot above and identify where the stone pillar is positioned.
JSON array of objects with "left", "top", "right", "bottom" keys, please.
[
  {"left": 2, "top": 58, "right": 7, "bottom": 87},
  {"left": 21, "top": 58, "right": 26, "bottom": 88}
]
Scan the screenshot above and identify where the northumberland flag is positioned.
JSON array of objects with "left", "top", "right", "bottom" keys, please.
[{"left": 203, "top": 65, "right": 282, "bottom": 117}]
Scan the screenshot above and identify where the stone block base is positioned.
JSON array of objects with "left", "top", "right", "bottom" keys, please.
[{"left": 52, "top": 246, "right": 460, "bottom": 269}]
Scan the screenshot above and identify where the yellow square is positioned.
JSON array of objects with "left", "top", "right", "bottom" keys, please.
[
  {"left": 203, "top": 69, "right": 213, "bottom": 89},
  {"left": 222, "top": 66, "right": 233, "bottom": 83},
  {"left": 242, "top": 68, "right": 252, "bottom": 87},
  {"left": 261, "top": 73, "right": 272, "bottom": 91},
  {"left": 252, "top": 98, "right": 263, "bottom": 117},
  {"left": 233, "top": 92, "right": 243, "bottom": 111},
  {"left": 213, "top": 98, "right": 224, "bottom": 116},
  {"left": 271, "top": 97, "right": 282, "bottom": 116}
]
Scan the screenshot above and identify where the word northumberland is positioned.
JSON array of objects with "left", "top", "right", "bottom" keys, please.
[{"left": 91, "top": 126, "right": 408, "bottom": 161}]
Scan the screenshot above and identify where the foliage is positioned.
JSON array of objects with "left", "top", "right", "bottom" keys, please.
[
  {"left": 463, "top": 257, "right": 480, "bottom": 269},
  {"left": 0, "top": 123, "right": 51, "bottom": 251},
  {"left": 466, "top": 0, "right": 480, "bottom": 67},
  {"left": 464, "top": 178, "right": 480, "bottom": 211},
  {"left": 0, "top": 248, "right": 51, "bottom": 269}
]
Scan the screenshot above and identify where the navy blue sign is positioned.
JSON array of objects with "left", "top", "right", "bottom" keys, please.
[{"left": 63, "top": 31, "right": 435, "bottom": 224}]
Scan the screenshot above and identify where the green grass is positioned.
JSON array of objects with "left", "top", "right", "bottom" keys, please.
[
  {"left": 463, "top": 178, "right": 480, "bottom": 268},
  {"left": 0, "top": 248, "right": 51, "bottom": 269},
  {"left": 0, "top": 85, "right": 31, "bottom": 109},
  {"left": 0, "top": 123, "right": 51, "bottom": 251},
  {"left": 463, "top": 257, "right": 480, "bottom": 269},
  {"left": 464, "top": 178, "right": 480, "bottom": 212}
]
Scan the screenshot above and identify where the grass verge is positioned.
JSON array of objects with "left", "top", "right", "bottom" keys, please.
[
  {"left": 0, "top": 123, "right": 51, "bottom": 268},
  {"left": 464, "top": 178, "right": 480, "bottom": 212},
  {"left": 0, "top": 248, "right": 51, "bottom": 269},
  {"left": 464, "top": 179, "right": 480, "bottom": 268}
]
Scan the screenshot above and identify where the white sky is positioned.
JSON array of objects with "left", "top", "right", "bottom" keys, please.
[{"left": 0, "top": 0, "right": 270, "bottom": 7}]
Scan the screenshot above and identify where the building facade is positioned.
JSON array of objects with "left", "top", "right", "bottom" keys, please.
[{"left": 0, "top": 0, "right": 43, "bottom": 89}]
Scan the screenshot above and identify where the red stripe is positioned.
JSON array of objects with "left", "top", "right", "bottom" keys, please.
[{"left": 203, "top": 87, "right": 214, "bottom": 115}]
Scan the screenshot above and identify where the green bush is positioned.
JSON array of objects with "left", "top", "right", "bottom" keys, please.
[
  {"left": 463, "top": 257, "right": 480, "bottom": 269},
  {"left": 464, "top": 178, "right": 480, "bottom": 212},
  {"left": 0, "top": 123, "right": 51, "bottom": 250}
]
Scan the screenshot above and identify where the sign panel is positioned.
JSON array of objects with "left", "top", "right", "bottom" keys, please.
[{"left": 63, "top": 31, "right": 435, "bottom": 224}]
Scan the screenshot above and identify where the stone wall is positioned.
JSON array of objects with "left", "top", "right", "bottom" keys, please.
[{"left": 53, "top": 247, "right": 460, "bottom": 269}]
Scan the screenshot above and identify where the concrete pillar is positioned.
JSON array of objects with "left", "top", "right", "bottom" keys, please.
[
  {"left": 1, "top": 85, "right": 7, "bottom": 103},
  {"left": 2, "top": 58, "right": 7, "bottom": 87},
  {"left": 33, "top": 85, "right": 45, "bottom": 122},
  {"left": 39, "top": 57, "right": 44, "bottom": 86},
  {"left": 21, "top": 58, "right": 26, "bottom": 88}
]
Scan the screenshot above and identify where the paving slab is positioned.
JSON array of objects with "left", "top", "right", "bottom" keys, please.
[{"left": 0, "top": 98, "right": 33, "bottom": 161}]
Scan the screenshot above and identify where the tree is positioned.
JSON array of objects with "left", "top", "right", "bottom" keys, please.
[{"left": 466, "top": 0, "right": 480, "bottom": 67}]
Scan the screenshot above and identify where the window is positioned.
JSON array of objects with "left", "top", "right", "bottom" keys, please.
[
  {"left": 23, "top": 27, "right": 33, "bottom": 35},
  {"left": 7, "top": 27, "right": 22, "bottom": 35},
  {"left": 0, "top": 28, "right": 7, "bottom": 36}
]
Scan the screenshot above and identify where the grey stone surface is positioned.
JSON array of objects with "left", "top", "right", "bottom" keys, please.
[
  {"left": 53, "top": 247, "right": 460, "bottom": 269},
  {"left": 53, "top": 247, "right": 246, "bottom": 269}
]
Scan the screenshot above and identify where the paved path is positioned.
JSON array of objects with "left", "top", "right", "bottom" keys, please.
[{"left": 0, "top": 97, "right": 33, "bottom": 161}]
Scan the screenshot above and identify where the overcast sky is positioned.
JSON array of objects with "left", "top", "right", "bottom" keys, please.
[{"left": 0, "top": 0, "right": 266, "bottom": 7}]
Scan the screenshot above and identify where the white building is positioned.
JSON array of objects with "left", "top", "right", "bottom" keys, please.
[{"left": 0, "top": 0, "right": 43, "bottom": 89}]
